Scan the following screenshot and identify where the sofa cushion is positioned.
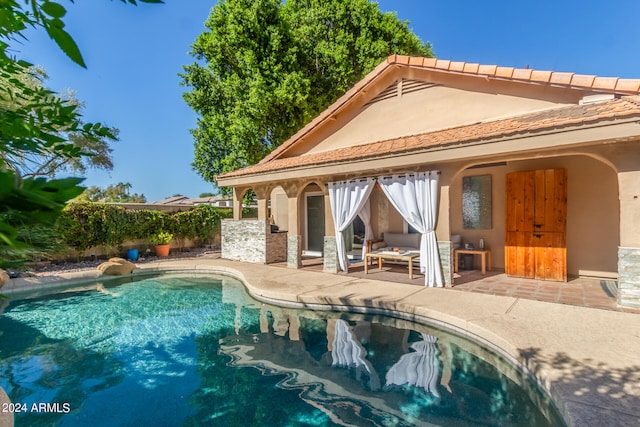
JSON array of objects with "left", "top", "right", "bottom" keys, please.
[
  {"left": 383, "top": 233, "right": 420, "bottom": 250},
  {"left": 371, "top": 241, "right": 386, "bottom": 250}
]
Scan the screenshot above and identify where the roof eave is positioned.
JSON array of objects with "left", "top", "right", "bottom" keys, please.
[{"left": 216, "top": 118, "right": 640, "bottom": 187}]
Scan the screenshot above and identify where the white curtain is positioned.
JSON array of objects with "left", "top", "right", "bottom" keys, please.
[
  {"left": 328, "top": 178, "right": 376, "bottom": 272},
  {"left": 331, "top": 319, "right": 381, "bottom": 391},
  {"left": 378, "top": 171, "right": 444, "bottom": 287},
  {"left": 385, "top": 333, "right": 441, "bottom": 397},
  {"left": 357, "top": 199, "right": 374, "bottom": 261}
]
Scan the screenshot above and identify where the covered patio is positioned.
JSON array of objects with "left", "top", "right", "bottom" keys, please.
[{"left": 270, "top": 255, "right": 627, "bottom": 312}]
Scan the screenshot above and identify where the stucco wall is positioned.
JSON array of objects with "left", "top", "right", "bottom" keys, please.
[
  {"left": 303, "top": 84, "right": 571, "bottom": 156},
  {"left": 618, "top": 170, "right": 640, "bottom": 247},
  {"left": 449, "top": 155, "right": 620, "bottom": 276}
]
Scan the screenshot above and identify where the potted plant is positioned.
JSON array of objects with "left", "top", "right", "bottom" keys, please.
[{"left": 150, "top": 231, "right": 173, "bottom": 257}]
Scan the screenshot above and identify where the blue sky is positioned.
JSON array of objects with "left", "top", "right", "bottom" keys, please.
[{"left": 16, "top": 0, "right": 640, "bottom": 202}]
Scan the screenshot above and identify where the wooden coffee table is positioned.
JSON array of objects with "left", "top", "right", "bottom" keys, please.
[{"left": 364, "top": 250, "right": 420, "bottom": 279}]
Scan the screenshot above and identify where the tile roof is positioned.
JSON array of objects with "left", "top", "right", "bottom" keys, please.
[
  {"left": 403, "top": 55, "right": 640, "bottom": 93},
  {"left": 258, "top": 55, "right": 640, "bottom": 165},
  {"left": 218, "top": 95, "right": 640, "bottom": 179}
]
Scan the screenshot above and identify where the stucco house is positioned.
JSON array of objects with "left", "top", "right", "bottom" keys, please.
[{"left": 216, "top": 55, "right": 640, "bottom": 308}]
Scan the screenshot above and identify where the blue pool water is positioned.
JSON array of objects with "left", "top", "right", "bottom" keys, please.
[{"left": 0, "top": 274, "right": 565, "bottom": 426}]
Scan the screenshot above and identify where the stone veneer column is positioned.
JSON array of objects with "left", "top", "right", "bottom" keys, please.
[
  {"left": 438, "top": 241, "right": 453, "bottom": 287},
  {"left": 323, "top": 236, "right": 339, "bottom": 273},
  {"left": 619, "top": 247, "right": 640, "bottom": 308},
  {"left": 618, "top": 170, "right": 640, "bottom": 308},
  {"left": 287, "top": 235, "right": 302, "bottom": 268}
]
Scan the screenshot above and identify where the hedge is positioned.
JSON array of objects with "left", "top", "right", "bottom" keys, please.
[{"left": 55, "top": 203, "right": 231, "bottom": 257}]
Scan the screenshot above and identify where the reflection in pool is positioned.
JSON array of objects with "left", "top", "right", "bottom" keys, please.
[{"left": 0, "top": 275, "right": 565, "bottom": 426}]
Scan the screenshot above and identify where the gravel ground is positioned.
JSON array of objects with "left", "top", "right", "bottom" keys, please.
[{"left": 22, "top": 247, "right": 219, "bottom": 277}]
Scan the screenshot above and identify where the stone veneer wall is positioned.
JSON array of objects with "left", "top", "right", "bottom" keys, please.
[
  {"left": 619, "top": 247, "right": 640, "bottom": 308},
  {"left": 222, "top": 219, "right": 288, "bottom": 264},
  {"left": 438, "top": 241, "right": 453, "bottom": 287},
  {"left": 222, "top": 219, "right": 267, "bottom": 263},
  {"left": 287, "top": 235, "right": 302, "bottom": 268},
  {"left": 323, "top": 236, "right": 338, "bottom": 273}
]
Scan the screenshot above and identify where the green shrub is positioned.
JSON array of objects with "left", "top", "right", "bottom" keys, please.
[
  {"left": 149, "top": 231, "right": 173, "bottom": 245},
  {"left": 54, "top": 203, "right": 231, "bottom": 258}
]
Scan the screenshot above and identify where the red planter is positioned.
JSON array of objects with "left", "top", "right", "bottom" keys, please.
[{"left": 154, "top": 244, "right": 170, "bottom": 257}]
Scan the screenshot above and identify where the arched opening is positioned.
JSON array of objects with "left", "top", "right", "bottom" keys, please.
[
  {"left": 237, "top": 188, "right": 258, "bottom": 220},
  {"left": 267, "top": 185, "right": 288, "bottom": 232}
]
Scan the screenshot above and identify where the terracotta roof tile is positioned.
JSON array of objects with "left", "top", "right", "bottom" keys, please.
[
  {"left": 435, "top": 59, "right": 452, "bottom": 70},
  {"left": 530, "top": 70, "right": 552, "bottom": 83},
  {"left": 409, "top": 56, "right": 424, "bottom": 66},
  {"left": 478, "top": 64, "right": 498, "bottom": 76},
  {"left": 422, "top": 57, "right": 437, "bottom": 67},
  {"left": 463, "top": 63, "right": 480, "bottom": 74},
  {"left": 593, "top": 77, "right": 619, "bottom": 91},
  {"left": 569, "top": 74, "right": 596, "bottom": 88},
  {"left": 495, "top": 67, "right": 515, "bottom": 79},
  {"left": 512, "top": 68, "right": 533, "bottom": 80},
  {"left": 395, "top": 54, "right": 411, "bottom": 65},
  {"left": 550, "top": 72, "right": 574, "bottom": 86},
  {"left": 219, "top": 96, "right": 640, "bottom": 180},
  {"left": 449, "top": 61, "right": 466, "bottom": 72},
  {"left": 616, "top": 79, "right": 640, "bottom": 92}
]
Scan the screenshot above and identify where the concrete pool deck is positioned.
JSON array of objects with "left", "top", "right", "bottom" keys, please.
[{"left": 3, "top": 255, "right": 640, "bottom": 426}]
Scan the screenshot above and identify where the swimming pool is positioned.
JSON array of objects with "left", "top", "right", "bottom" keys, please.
[{"left": 0, "top": 274, "right": 565, "bottom": 426}]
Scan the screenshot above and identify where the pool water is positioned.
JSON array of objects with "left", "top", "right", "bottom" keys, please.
[{"left": 0, "top": 275, "right": 565, "bottom": 426}]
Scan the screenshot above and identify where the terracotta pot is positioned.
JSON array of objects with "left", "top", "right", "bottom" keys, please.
[{"left": 154, "top": 244, "right": 170, "bottom": 257}]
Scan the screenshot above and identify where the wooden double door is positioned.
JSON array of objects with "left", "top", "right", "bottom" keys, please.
[{"left": 505, "top": 168, "right": 567, "bottom": 281}]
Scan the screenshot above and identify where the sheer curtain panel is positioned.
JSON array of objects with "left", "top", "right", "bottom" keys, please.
[
  {"left": 328, "top": 178, "right": 376, "bottom": 272},
  {"left": 378, "top": 172, "right": 444, "bottom": 287}
]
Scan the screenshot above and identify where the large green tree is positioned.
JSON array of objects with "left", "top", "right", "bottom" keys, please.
[{"left": 182, "top": 0, "right": 433, "bottom": 186}]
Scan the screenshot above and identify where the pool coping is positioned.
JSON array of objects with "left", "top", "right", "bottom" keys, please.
[{"left": 3, "top": 256, "right": 640, "bottom": 426}]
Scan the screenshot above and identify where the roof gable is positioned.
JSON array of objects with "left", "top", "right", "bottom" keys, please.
[
  {"left": 259, "top": 55, "right": 640, "bottom": 164},
  {"left": 292, "top": 81, "right": 576, "bottom": 157}
]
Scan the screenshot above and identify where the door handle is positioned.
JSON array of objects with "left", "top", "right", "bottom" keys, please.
[
  {"left": 533, "top": 233, "right": 543, "bottom": 238},
  {"left": 534, "top": 224, "right": 543, "bottom": 228}
]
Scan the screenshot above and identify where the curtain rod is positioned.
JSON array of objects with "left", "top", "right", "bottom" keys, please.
[
  {"left": 328, "top": 171, "right": 441, "bottom": 185},
  {"left": 379, "top": 171, "right": 441, "bottom": 179},
  {"left": 329, "top": 177, "right": 373, "bottom": 184}
]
